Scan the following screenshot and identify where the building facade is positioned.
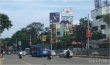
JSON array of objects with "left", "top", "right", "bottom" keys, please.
[
  {"left": 60, "top": 8, "right": 73, "bottom": 37},
  {"left": 91, "top": 0, "right": 110, "bottom": 39}
]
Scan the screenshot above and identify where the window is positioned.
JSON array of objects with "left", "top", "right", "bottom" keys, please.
[
  {"left": 57, "top": 32, "right": 60, "bottom": 35},
  {"left": 93, "top": 26, "right": 98, "bottom": 31},
  {"left": 101, "top": 25, "right": 106, "bottom": 29},
  {"left": 102, "top": 34, "right": 106, "bottom": 39},
  {"left": 96, "top": 15, "right": 102, "bottom": 19}
]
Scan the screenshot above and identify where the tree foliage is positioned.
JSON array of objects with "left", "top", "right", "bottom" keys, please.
[
  {"left": 10, "top": 22, "right": 44, "bottom": 49},
  {"left": 0, "top": 13, "right": 12, "bottom": 35},
  {"left": 92, "top": 31, "right": 105, "bottom": 40},
  {"left": 102, "top": 13, "right": 110, "bottom": 26},
  {"left": 73, "top": 18, "right": 91, "bottom": 42},
  {"left": 26, "top": 22, "right": 44, "bottom": 36}
]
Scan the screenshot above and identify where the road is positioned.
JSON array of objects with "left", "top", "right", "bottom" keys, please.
[{"left": 0, "top": 54, "right": 109, "bottom": 65}]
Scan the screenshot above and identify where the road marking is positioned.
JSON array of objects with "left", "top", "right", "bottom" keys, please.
[{"left": 17, "top": 59, "right": 32, "bottom": 65}]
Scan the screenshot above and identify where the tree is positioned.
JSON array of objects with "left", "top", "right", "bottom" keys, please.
[
  {"left": 100, "top": 13, "right": 110, "bottom": 39},
  {"left": 10, "top": 22, "right": 44, "bottom": 49},
  {"left": 102, "top": 13, "right": 110, "bottom": 26},
  {"left": 73, "top": 18, "right": 91, "bottom": 42},
  {"left": 0, "top": 38, "right": 11, "bottom": 47},
  {"left": 26, "top": 22, "right": 44, "bottom": 36},
  {"left": 72, "top": 18, "right": 92, "bottom": 48},
  {"left": 0, "top": 13, "right": 12, "bottom": 35},
  {"left": 92, "top": 31, "right": 105, "bottom": 40},
  {"left": 11, "top": 28, "right": 30, "bottom": 49},
  {"left": 26, "top": 22, "right": 44, "bottom": 44},
  {"left": 58, "top": 34, "right": 72, "bottom": 49}
]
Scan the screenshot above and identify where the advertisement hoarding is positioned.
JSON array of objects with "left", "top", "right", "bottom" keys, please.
[
  {"left": 62, "top": 8, "right": 73, "bottom": 16},
  {"left": 62, "top": 16, "right": 73, "bottom": 22},
  {"left": 50, "top": 12, "right": 60, "bottom": 23}
]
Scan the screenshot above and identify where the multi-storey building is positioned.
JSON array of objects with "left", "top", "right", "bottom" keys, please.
[
  {"left": 91, "top": 0, "right": 110, "bottom": 39},
  {"left": 60, "top": 8, "right": 73, "bottom": 37}
]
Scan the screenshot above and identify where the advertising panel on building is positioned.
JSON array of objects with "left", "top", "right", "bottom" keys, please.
[
  {"left": 62, "top": 16, "right": 73, "bottom": 22},
  {"left": 50, "top": 12, "right": 60, "bottom": 23},
  {"left": 61, "top": 8, "right": 73, "bottom": 22},
  {"left": 62, "top": 8, "right": 73, "bottom": 16}
]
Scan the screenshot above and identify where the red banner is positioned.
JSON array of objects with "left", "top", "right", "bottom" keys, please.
[{"left": 86, "top": 30, "right": 92, "bottom": 38}]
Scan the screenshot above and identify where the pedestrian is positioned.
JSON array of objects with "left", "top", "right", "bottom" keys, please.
[
  {"left": 0, "top": 48, "right": 4, "bottom": 58},
  {"left": 47, "top": 50, "right": 51, "bottom": 60},
  {"left": 18, "top": 51, "right": 22, "bottom": 59}
]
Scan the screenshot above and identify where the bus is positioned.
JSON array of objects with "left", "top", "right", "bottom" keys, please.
[{"left": 31, "top": 44, "right": 49, "bottom": 57}]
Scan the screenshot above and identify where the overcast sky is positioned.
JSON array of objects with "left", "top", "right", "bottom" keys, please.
[{"left": 0, "top": 0, "right": 94, "bottom": 38}]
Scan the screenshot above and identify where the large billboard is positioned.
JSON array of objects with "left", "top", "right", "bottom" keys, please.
[
  {"left": 62, "top": 16, "right": 73, "bottom": 22},
  {"left": 50, "top": 12, "right": 60, "bottom": 23},
  {"left": 62, "top": 8, "right": 73, "bottom": 16}
]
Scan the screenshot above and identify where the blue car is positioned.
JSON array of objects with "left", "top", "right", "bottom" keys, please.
[{"left": 31, "top": 44, "right": 49, "bottom": 57}]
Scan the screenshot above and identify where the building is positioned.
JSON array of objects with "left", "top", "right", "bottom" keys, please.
[
  {"left": 49, "top": 8, "right": 74, "bottom": 43},
  {"left": 60, "top": 8, "right": 74, "bottom": 37},
  {"left": 49, "top": 12, "right": 60, "bottom": 44},
  {"left": 91, "top": 0, "right": 110, "bottom": 39}
]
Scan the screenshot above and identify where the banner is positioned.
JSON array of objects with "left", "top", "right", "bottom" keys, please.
[
  {"left": 62, "top": 16, "right": 73, "bottom": 22},
  {"left": 86, "top": 30, "right": 92, "bottom": 38},
  {"left": 42, "top": 35, "right": 46, "bottom": 42},
  {"left": 50, "top": 12, "right": 60, "bottom": 23},
  {"left": 62, "top": 8, "right": 73, "bottom": 16}
]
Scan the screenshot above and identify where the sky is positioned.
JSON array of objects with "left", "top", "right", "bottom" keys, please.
[{"left": 0, "top": 0, "right": 94, "bottom": 38}]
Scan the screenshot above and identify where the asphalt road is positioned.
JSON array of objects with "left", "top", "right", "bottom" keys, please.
[{"left": 0, "top": 54, "right": 109, "bottom": 65}]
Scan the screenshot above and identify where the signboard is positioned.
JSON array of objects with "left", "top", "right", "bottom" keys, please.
[
  {"left": 86, "top": 30, "right": 92, "bottom": 38},
  {"left": 62, "top": 8, "right": 73, "bottom": 16},
  {"left": 62, "top": 16, "right": 73, "bottom": 22},
  {"left": 50, "top": 12, "right": 60, "bottom": 23},
  {"left": 18, "top": 41, "right": 22, "bottom": 46},
  {"left": 42, "top": 35, "right": 46, "bottom": 42}
]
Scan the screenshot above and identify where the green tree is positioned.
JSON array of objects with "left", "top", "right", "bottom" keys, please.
[
  {"left": 11, "top": 22, "right": 44, "bottom": 48},
  {"left": 102, "top": 13, "right": 110, "bottom": 26},
  {"left": 58, "top": 34, "right": 72, "bottom": 49},
  {"left": 92, "top": 31, "right": 105, "bottom": 40},
  {"left": 0, "top": 38, "right": 12, "bottom": 50},
  {"left": 0, "top": 13, "right": 12, "bottom": 35},
  {"left": 26, "top": 22, "right": 44, "bottom": 36},
  {"left": 72, "top": 18, "right": 91, "bottom": 48},
  {"left": 11, "top": 28, "right": 30, "bottom": 49},
  {"left": 73, "top": 18, "right": 91, "bottom": 42}
]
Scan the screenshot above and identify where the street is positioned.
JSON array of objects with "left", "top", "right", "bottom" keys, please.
[{"left": 0, "top": 54, "right": 109, "bottom": 65}]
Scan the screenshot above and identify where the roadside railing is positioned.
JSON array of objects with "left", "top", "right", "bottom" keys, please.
[{"left": 72, "top": 48, "right": 110, "bottom": 59}]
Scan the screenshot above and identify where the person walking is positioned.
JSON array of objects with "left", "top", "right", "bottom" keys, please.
[{"left": 0, "top": 48, "right": 4, "bottom": 58}]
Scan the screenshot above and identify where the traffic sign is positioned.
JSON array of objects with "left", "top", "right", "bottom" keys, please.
[{"left": 42, "top": 35, "right": 46, "bottom": 42}]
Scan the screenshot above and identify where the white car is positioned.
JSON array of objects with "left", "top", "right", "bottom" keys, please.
[
  {"left": 22, "top": 51, "right": 26, "bottom": 56},
  {"left": 59, "top": 50, "right": 73, "bottom": 58},
  {"left": 51, "top": 50, "right": 56, "bottom": 56}
]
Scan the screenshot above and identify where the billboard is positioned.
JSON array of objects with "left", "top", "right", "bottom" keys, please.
[
  {"left": 62, "top": 8, "right": 73, "bottom": 16},
  {"left": 50, "top": 12, "right": 60, "bottom": 23},
  {"left": 62, "top": 16, "right": 73, "bottom": 22}
]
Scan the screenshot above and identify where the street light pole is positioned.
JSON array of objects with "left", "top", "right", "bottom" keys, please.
[
  {"left": 50, "top": 29, "right": 52, "bottom": 51},
  {"left": 87, "top": 14, "right": 90, "bottom": 49},
  {"left": 16, "top": 39, "right": 17, "bottom": 54}
]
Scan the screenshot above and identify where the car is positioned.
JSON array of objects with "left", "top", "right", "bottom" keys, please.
[
  {"left": 22, "top": 51, "right": 26, "bottom": 56},
  {"left": 59, "top": 50, "right": 73, "bottom": 58},
  {"left": 51, "top": 50, "right": 56, "bottom": 56}
]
